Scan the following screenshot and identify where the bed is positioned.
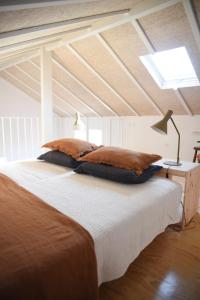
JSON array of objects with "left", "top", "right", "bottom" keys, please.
[{"left": 0, "top": 160, "right": 182, "bottom": 286}]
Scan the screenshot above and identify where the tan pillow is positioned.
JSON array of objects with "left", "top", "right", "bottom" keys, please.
[
  {"left": 43, "top": 138, "right": 99, "bottom": 159},
  {"left": 78, "top": 146, "right": 161, "bottom": 176}
]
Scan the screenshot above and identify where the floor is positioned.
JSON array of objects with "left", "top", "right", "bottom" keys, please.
[{"left": 99, "top": 214, "right": 200, "bottom": 300}]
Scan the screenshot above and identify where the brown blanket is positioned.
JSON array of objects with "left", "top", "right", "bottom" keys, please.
[{"left": 0, "top": 173, "right": 98, "bottom": 300}]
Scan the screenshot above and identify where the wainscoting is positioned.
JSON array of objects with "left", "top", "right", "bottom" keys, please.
[
  {"left": 0, "top": 115, "right": 63, "bottom": 161},
  {"left": 63, "top": 115, "right": 200, "bottom": 162}
]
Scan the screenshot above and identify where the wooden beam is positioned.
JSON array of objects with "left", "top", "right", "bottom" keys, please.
[
  {"left": 0, "top": 50, "right": 39, "bottom": 71},
  {"left": 0, "top": 26, "right": 91, "bottom": 55},
  {"left": 30, "top": 60, "right": 87, "bottom": 117},
  {"left": 97, "top": 33, "right": 163, "bottom": 115},
  {"left": 52, "top": 56, "right": 117, "bottom": 116},
  {"left": 131, "top": 19, "right": 193, "bottom": 115},
  {"left": 132, "top": 19, "right": 155, "bottom": 54},
  {"left": 40, "top": 47, "right": 53, "bottom": 143},
  {"left": 0, "top": 9, "right": 129, "bottom": 42},
  {"left": 0, "top": 0, "right": 98, "bottom": 12},
  {"left": 67, "top": 44, "right": 139, "bottom": 115}
]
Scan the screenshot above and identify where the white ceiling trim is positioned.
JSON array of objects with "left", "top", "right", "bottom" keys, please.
[
  {"left": 66, "top": 44, "right": 138, "bottom": 116},
  {"left": 97, "top": 33, "right": 163, "bottom": 115}
]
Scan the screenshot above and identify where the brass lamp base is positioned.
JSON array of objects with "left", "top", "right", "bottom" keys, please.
[{"left": 164, "top": 161, "right": 182, "bottom": 166}]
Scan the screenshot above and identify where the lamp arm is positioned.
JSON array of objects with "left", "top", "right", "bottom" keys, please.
[{"left": 170, "top": 117, "right": 180, "bottom": 164}]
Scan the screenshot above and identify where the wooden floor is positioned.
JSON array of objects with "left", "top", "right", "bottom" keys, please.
[{"left": 99, "top": 214, "right": 200, "bottom": 300}]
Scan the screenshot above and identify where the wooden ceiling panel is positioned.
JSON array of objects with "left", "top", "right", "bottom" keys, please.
[
  {"left": 5, "top": 65, "right": 40, "bottom": 94},
  {"left": 179, "top": 87, "right": 200, "bottom": 115},
  {"left": 0, "top": 0, "right": 136, "bottom": 33},
  {"left": 72, "top": 35, "right": 158, "bottom": 115},
  {"left": 52, "top": 61, "right": 98, "bottom": 116},
  {"left": 18, "top": 60, "right": 41, "bottom": 82},
  {"left": 101, "top": 22, "right": 186, "bottom": 115},
  {"left": 53, "top": 81, "right": 91, "bottom": 117},
  {"left": 0, "top": 71, "right": 40, "bottom": 101},
  {"left": 54, "top": 46, "right": 135, "bottom": 116},
  {"left": 139, "top": 2, "right": 200, "bottom": 83}
]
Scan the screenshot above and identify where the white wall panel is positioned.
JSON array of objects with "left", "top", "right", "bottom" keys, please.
[
  {"left": 63, "top": 115, "right": 200, "bottom": 162},
  {"left": 0, "top": 116, "right": 64, "bottom": 161}
]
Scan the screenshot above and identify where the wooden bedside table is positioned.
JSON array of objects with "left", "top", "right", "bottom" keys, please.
[{"left": 156, "top": 160, "right": 200, "bottom": 227}]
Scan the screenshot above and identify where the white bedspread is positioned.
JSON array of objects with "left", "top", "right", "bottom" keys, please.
[{"left": 0, "top": 160, "right": 182, "bottom": 285}]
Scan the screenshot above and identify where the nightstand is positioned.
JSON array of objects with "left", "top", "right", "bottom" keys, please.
[{"left": 156, "top": 160, "right": 200, "bottom": 227}]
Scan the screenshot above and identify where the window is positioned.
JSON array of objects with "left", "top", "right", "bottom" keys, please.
[
  {"left": 74, "top": 129, "right": 86, "bottom": 141},
  {"left": 89, "top": 129, "right": 102, "bottom": 145},
  {"left": 140, "top": 47, "right": 199, "bottom": 89}
]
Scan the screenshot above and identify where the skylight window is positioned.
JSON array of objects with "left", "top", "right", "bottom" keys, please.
[{"left": 140, "top": 47, "right": 199, "bottom": 89}]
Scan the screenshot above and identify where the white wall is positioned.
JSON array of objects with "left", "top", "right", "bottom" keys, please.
[
  {"left": 64, "top": 115, "right": 200, "bottom": 162},
  {"left": 0, "top": 78, "right": 40, "bottom": 117},
  {"left": 0, "top": 78, "right": 64, "bottom": 161}
]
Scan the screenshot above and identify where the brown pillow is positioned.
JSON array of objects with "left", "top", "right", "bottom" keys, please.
[
  {"left": 78, "top": 146, "right": 161, "bottom": 176},
  {"left": 42, "top": 138, "right": 99, "bottom": 159}
]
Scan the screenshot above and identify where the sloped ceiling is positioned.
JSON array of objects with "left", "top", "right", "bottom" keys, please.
[{"left": 0, "top": 0, "right": 200, "bottom": 117}]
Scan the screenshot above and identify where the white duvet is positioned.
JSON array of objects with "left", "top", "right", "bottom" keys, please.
[{"left": 0, "top": 160, "right": 182, "bottom": 285}]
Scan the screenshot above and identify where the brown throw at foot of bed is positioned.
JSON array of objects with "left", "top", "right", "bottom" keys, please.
[{"left": 0, "top": 173, "right": 98, "bottom": 300}]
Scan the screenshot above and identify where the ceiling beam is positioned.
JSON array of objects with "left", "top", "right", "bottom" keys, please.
[
  {"left": 97, "top": 33, "right": 163, "bottom": 115},
  {"left": 22, "top": 60, "right": 86, "bottom": 116},
  {"left": 0, "top": 9, "right": 129, "bottom": 42},
  {"left": 0, "top": 50, "right": 39, "bottom": 71},
  {"left": 0, "top": 0, "right": 99, "bottom": 12},
  {"left": 66, "top": 44, "right": 139, "bottom": 115},
  {"left": 132, "top": 19, "right": 155, "bottom": 54},
  {"left": 0, "top": 0, "right": 181, "bottom": 58},
  {"left": 0, "top": 26, "right": 91, "bottom": 55},
  {"left": 131, "top": 19, "right": 193, "bottom": 115},
  {"left": 53, "top": 56, "right": 117, "bottom": 116}
]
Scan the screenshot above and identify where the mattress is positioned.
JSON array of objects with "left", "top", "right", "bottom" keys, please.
[{"left": 0, "top": 160, "right": 182, "bottom": 285}]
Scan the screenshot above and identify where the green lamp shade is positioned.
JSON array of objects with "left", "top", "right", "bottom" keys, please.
[
  {"left": 151, "top": 110, "right": 173, "bottom": 134},
  {"left": 151, "top": 110, "right": 181, "bottom": 166}
]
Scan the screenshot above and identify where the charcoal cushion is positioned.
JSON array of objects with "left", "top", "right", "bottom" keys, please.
[
  {"left": 38, "top": 150, "right": 80, "bottom": 168},
  {"left": 74, "top": 162, "right": 162, "bottom": 184}
]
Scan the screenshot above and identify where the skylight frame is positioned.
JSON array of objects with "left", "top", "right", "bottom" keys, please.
[{"left": 140, "top": 47, "right": 200, "bottom": 89}]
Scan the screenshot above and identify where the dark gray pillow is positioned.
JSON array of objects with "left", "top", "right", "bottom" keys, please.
[
  {"left": 74, "top": 162, "right": 162, "bottom": 184},
  {"left": 38, "top": 150, "right": 80, "bottom": 168}
]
